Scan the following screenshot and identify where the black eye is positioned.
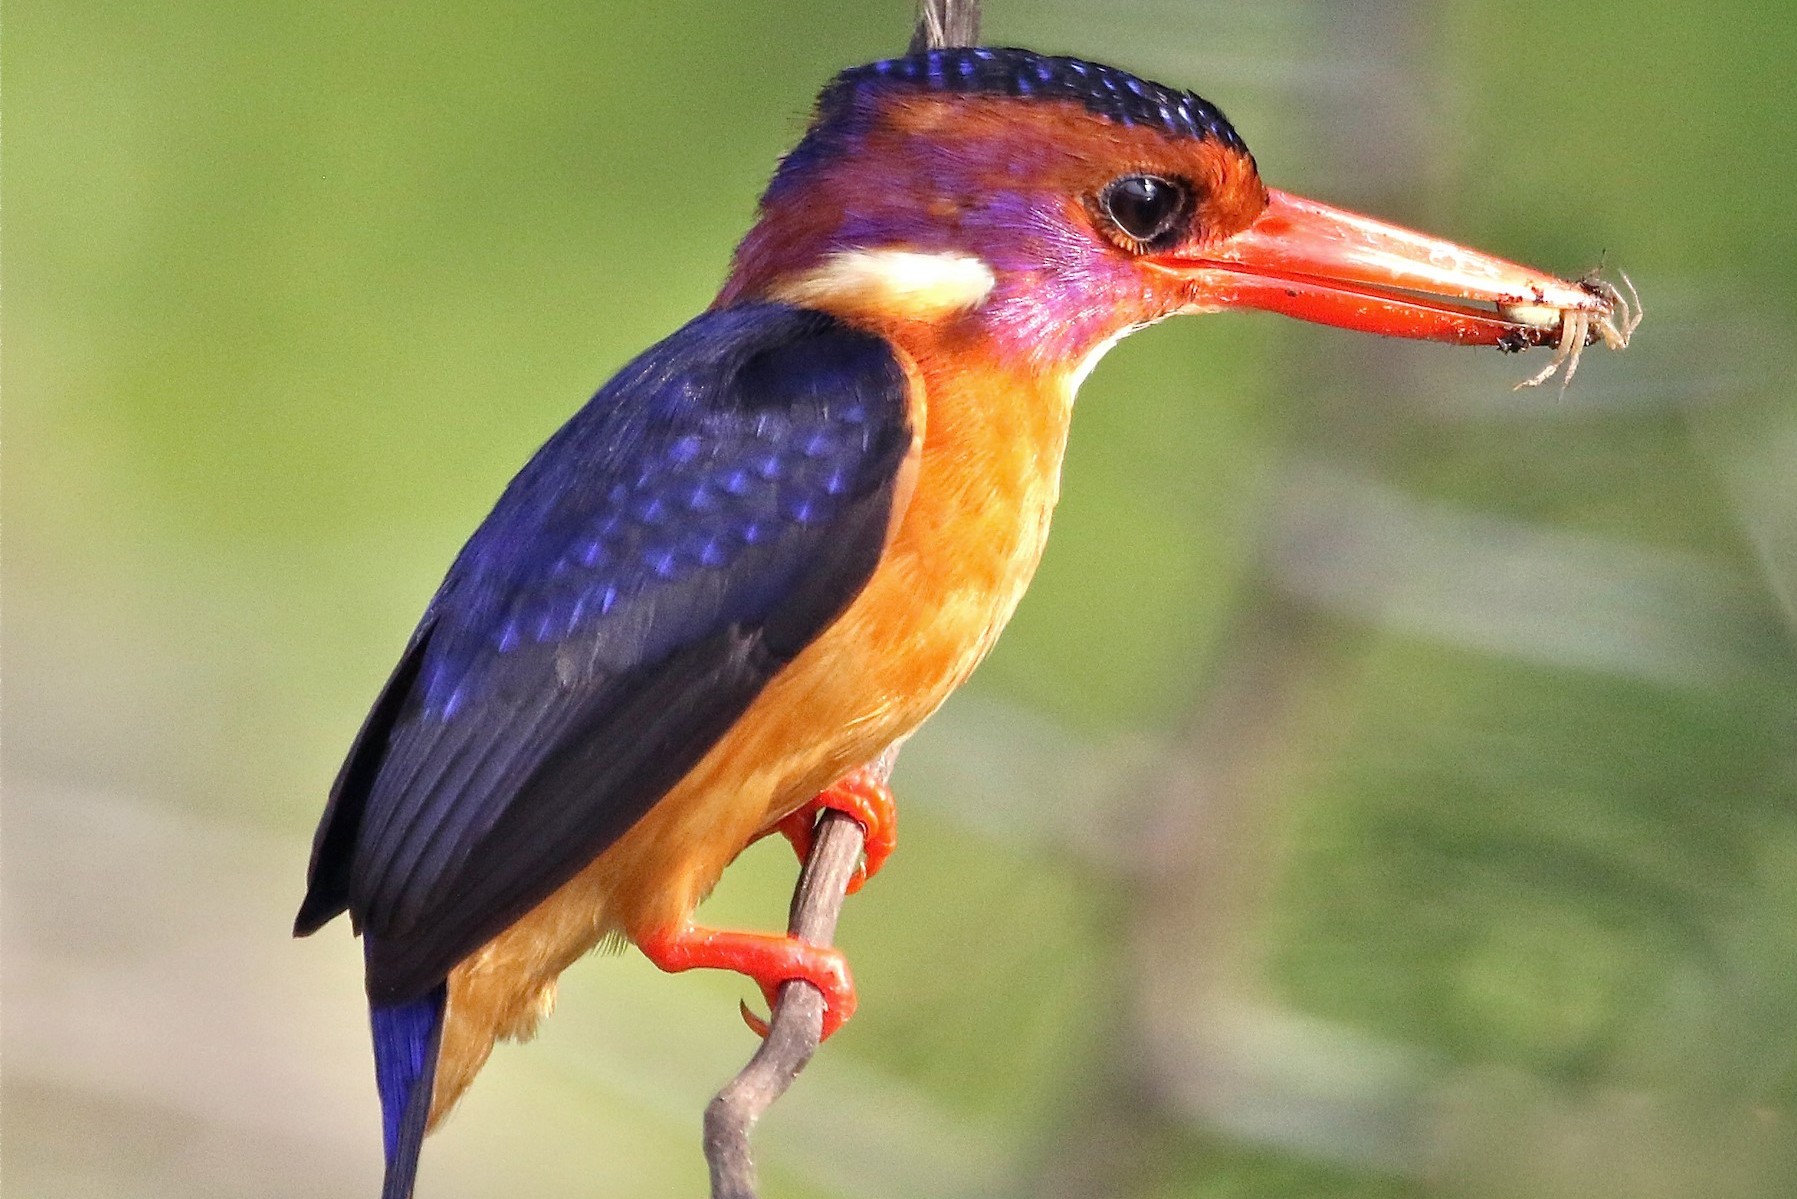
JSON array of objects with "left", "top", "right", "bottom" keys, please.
[{"left": 1099, "top": 174, "right": 1191, "bottom": 249}]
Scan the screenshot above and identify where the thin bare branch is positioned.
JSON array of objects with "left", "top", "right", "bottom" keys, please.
[
  {"left": 910, "top": 0, "right": 983, "bottom": 54},
  {"left": 701, "top": 808, "right": 868, "bottom": 1199},
  {"left": 702, "top": 747, "right": 898, "bottom": 1199}
]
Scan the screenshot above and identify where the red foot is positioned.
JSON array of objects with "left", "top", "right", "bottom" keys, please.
[
  {"left": 773, "top": 766, "right": 897, "bottom": 895},
  {"left": 637, "top": 924, "right": 857, "bottom": 1040}
]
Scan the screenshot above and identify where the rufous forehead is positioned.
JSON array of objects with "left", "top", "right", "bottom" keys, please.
[{"left": 860, "top": 94, "right": 1267, "bottom": 241}]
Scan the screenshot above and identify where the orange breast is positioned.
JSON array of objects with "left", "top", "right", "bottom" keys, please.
[
  {"left": 590, "top": 344, "right": 1075, "bottom": 934},
  {"left": 431, "top": 337, "right": 1077, "bottom": 1124}
]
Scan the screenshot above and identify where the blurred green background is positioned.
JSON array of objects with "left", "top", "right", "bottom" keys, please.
[{"left": 7, "top": 1, "right": 1796, "bottom": 1196}]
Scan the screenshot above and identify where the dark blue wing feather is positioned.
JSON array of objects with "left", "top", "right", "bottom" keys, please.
[{"left": 296, "top": 304, "right": 912, "bottom": 1002}]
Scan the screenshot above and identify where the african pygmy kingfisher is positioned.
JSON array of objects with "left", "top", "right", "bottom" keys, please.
[{"left": 296, "top": 46, "right": 1628, "bottom": 1197}]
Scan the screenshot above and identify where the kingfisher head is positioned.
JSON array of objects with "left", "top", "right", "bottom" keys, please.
[{"left": 720, "top": 46, "right": 1625, "bottom": 387}]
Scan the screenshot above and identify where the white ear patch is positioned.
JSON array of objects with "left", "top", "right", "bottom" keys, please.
[{"left": 770, "top": 250, "right": 996, "bottom": 321}]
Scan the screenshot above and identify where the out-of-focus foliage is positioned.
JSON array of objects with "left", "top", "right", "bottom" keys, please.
[{"left": 5, "top": 2, "right": 1794, "bottom": 1197}]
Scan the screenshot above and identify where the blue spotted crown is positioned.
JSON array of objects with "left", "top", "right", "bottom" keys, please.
[{"left": 827, "top": 46, "right": 1246, "bottom": 152}]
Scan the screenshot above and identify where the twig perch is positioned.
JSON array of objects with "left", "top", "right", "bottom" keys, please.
[
  {"left": 910, "top": 0, "right": 982, "bottom": 55},
  {"left": 700, "top": 8, "right": 979, "bottom": 1196},
  {"left": 702, "top": 746, "right": 898, "bottom": 1199},
  {"left": 700, "top": 805, "right": 869, "bottom": 1199}
]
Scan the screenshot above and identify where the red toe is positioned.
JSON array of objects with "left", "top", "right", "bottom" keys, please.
[
  {"left": 638, "top": 924, "right": 857, "bottom": 1040},
  {"left": 773, "top": 765, "right": 897, "bottom": 893}
]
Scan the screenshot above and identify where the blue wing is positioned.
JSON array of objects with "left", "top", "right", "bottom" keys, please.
[{"left": 295, "top": 304, "right": 913, "bottom": 1002}]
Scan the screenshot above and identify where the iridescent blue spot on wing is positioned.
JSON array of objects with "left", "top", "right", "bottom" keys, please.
[{"left": 295, "top": 304, "right": 914, "bottom": 1003}]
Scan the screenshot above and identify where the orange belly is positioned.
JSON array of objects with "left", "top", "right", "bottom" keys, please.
[{"left": 431, "top": 349, "right": 1076, "bottom": 1124}]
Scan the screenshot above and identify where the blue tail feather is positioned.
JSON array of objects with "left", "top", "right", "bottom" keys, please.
[{"left": 368, "top": 960, "right": 447, "bottom": 1199}]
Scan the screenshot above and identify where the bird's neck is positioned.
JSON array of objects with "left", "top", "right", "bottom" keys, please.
[
  {"left": 718, "top": 233, "right": 1134, "bottom": 525},
  {"left": 718, "top": 243, "right": 1120, "bottom": 507}
]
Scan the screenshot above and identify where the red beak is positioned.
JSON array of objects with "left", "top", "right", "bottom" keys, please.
[{"left": 1151, "top": 188, "right": 1614, "bottom": 348}]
